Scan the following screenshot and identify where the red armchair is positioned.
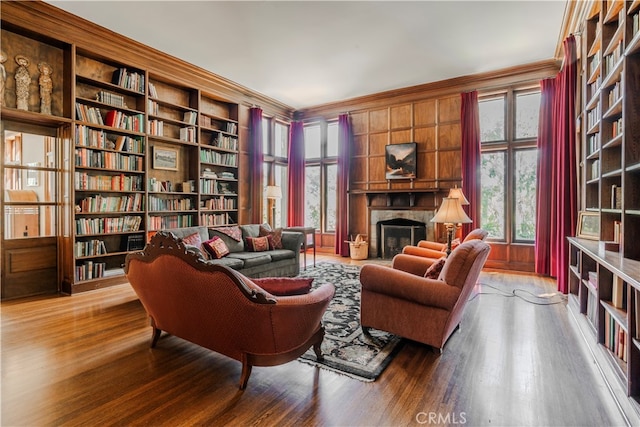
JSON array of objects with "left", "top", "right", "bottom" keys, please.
[
  {"left": 360, "top": 239, "right": 490, "bottom": 350},
  {"left": 125, "top": 231, "right": 335, "bottom": 389},
  {"left": 402, "top": 228, "right": 488, "bottom": 260}
]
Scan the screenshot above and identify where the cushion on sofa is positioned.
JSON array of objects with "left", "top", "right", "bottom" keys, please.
[
  {"left": 210, "top": 227, "right": 244, "bottom": 253},
  {"left": 260, "top": 227, "right": 283, "bottom": 250},
  {"left": 227, "top": 252, "right": 272, "bottom": 268},
  {"left": 182, "top": 232, "right": 210, "bottom": 260},
  {"left": 245, "top": 236, "right": 270, "bottom": 252},
  {"left": 203, "top": 256, "right": 244, "bottom": 269},
  {"left": 267, "top": 249, "right": 296, "bottom": 262},
  {"left": 251, "top": 277, "right": 314, "bottom": 296},
  {"left": 424, "top": 257, "right": 447, "bottom": 279},
  {"left": 203, "top": 236, "right": 230, "bottom": 259}
]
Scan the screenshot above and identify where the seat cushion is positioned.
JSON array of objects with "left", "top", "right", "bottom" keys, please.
[
  {"left": 228, "top": 252, "right": 272, "bottom": 268},
  {"left": 268, "top": 249, "right": 296, "bottom": 262},
  {"left": 203, "top": 257, "right": 244, "bottom": 269},
  {"left": 424, "top": 257, "right": 446, "bottom": 279},
  {"left": 252, "top": 277, "right": 313, "bottom": 296}
]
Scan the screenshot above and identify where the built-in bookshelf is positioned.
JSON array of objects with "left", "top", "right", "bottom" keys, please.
[{"left": 570, "top": 0, "right": 640, "bottom": 417}]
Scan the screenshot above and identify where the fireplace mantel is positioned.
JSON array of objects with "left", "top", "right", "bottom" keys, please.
[{"left": 350, "top": 188, "right": 440, "bottom": 207}]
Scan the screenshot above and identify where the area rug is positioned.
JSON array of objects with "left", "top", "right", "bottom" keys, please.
[{"left": 296, "top": 262, "right": 403, "bottom": 382}]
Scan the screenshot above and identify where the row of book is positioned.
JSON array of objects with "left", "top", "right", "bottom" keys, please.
[
  {"left": 75, "top": 172, "right": 144, "bottom": 192},
  {"left": 604, "top": 311, "right": 627, "bottom": 362},
  {"left": 112, "top": 68, "right": 145, "bottom": 94},
  {"left": 611, "top": 185, "right": 622, "bottom": 210},
  {"left": 607, "top": 80, "right": 622, "bottom": 109},
  {"left": 209, "top": 133, "right": 238, "bottom": 151},
  {"left": 587, "top": 132, "right": 599, "bottom": 155},
  {"left": 104, "top": 110, "right": 145, "bottom": 132},
  {"left": 78, "top": 193, "right": 143, "bottom": 213},
  {"left": 202, "top": 196, "right": 236, "bottom": 210},
  {"left": 199, "top": 178, "right": 237, "bottom": 195},
  {"left": 603, "top": 39, "right": 622, "bottom": 77},
  {"left": 97, "top": 90, "right": 126, "bottom": 108},
  {"left": 75, "top": 239, "right": 108, "bottom": 257},
  {"left": 75, "top": 261, "right": 108, "bottom": 282},
  {"left": 586, "top": 291, "right": 598, "bottom": 328},
  {"left": 76, "top": 125, "right": 145, "bottom": 153},
  {"left": 180, "top": 126, "right": 196, "bottom": 143},
  {"left": 587, "top": 104, "right": 600, "bottom": 130},
  {"left": 612, "top": 118, "right": 623, "bottom": 138},
  {"left": 75, "top": 215, "right": 142, "bottom": 235},
  {"left": 591, "top": 159, "right": 600, "bottom": 180},
  {"left": 200, "top": 148, "right": 237, "bottom": 166},
  {"left": 148, "top": 214, "right": 194, "bottom": 230},
  {"left": 148, "top": 179, "right": 175, "bottom": 192},
  {"left": 200, "top": 212, "right": 233, "bottom": 227},
  {"left": 148, "top": 195, "right": 194, "bottom": 211},
  {"left": 75, "top": 148, "right": 144, "bottom": 171}
]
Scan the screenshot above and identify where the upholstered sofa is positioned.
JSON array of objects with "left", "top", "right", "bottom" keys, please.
[
  {"left": 164, "top": 224, "right": 304, "bottom": 278},
  {"left": 360, "top": 239, "right": 491, "bottom": 351},
  {"left": 124, "top": 231, "right": 335, "bottom": 389}
]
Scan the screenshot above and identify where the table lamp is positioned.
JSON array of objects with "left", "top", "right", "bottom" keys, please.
[
  {"left": 447, "top": 186, "right": 469, "bottom": 205},
  {"left": 431, "top": 197, "right": 472, "bottom": 256}
]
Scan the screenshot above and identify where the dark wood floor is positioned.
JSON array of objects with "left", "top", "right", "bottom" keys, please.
[{"left": 0, "top": 256, "right": 632, "bottom": 426}]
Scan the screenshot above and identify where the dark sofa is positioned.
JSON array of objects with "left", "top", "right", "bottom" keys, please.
[{"left": 164, "top": 224, "right": 304, "bottom": 278}]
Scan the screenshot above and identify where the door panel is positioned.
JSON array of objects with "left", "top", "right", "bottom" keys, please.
[{"left": 2, "top": 237, "right": 58, "bottom": 299}]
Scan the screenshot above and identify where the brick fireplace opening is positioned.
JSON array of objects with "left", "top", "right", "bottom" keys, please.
[{"left": 369, "top": 209, "right": 435, "bottom": 258}]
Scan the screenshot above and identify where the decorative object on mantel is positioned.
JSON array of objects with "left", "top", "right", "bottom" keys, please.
[
  {"left": 14, "top": 54, "right": 31, "bottom": 111},
  {"left": 431, "top": 197, "right": 472, "bottom": 256},
  {"left": 0, "top": 50, "right": 7, "bottom": 107},
  {"left": 297, "top": 262, "right": 402, "bottom": 381},
  {"left": 38, "top": 62, "right": 53, "bottom": 115}
]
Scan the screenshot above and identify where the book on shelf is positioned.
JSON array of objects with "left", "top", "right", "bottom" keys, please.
[
  {"left": 588, "top": 271, "right": 598, "bottom": 289},
  {"left": 125, "top": 234, "right": 145, "bottom": 251},
  {"left": 612, "top": 275, "right": 625, "bottom": 309},
  {"left": 611, "top": 185, "right": 622, "bottom": 209},
  {"left": 613, "top": 220, "right": 622, "bottom": 243},
  {"left": 148, "top": 82, "right": 159, "bottom": 99},
  {"left": 183, "top": 111, "right": 197, "bottom": 125}
]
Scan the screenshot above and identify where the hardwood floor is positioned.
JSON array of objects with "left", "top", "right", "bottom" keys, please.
[{"left": 1, "top": 255, "right": 633, "bottom": 426}]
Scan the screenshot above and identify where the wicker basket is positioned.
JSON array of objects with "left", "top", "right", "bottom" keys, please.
[{"left": 348, "top": 234, "right": 368, "bottom": 260}]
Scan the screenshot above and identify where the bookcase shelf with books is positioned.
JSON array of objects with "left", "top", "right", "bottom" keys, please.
[
  {"left": 70, "top": 51, "right": 148, "bottom": 291},
  {"left": 569, "top": 0, "right": 640, "bottom": 417}
]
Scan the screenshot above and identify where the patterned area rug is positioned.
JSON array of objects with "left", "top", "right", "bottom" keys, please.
[{"left": 296, "top": 262, "right": 403, "bottom": 382}]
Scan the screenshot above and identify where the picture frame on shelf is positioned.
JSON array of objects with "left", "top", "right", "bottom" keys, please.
[
  {"left": 153, "top": 146, "right": 179, "bottom": 171},
  {"left": 576, "top": 211, "right": 600, "bottom": 240}
]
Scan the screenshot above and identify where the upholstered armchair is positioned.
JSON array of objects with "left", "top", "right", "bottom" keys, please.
[
  {"left": 125, "top": 232, "right": 335, "bottom": 389},
  {"left": 360, "top": 239, "right": 491, "bottom": 350},
  {"left": 402, "top": 228, "right": 488, "bottom": 260}
]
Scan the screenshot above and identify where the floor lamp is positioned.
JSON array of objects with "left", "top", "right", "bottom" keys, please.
[
  {"left": 266, "top": 185, "right": 282, "bottom": 229},
  {"left": 431, "top": 197, "right": 472, "bottom": 257}
]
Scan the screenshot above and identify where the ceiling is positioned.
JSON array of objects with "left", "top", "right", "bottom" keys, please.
[{"left": 47, "top": 1, "right": 568, "bottom": 110}]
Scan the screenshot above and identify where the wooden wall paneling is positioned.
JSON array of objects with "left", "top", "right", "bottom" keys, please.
[
  {"left": 353, "top": 134, "right": 368, "bottom": 156},
  {"left": 390, "top": 104, "right": 412, "bottom": 129},
  {"left": 418, "top": 151, "right": 437, "bottom": 182},
  {"left": 414, "top": 100, "right": 437, "bottom": 126},
  {"left": 351, "top": 156, "right": 368, "bottom": 185},
  {"left": 369, "top": 109, "right": 389, "bottom": 133},
  {"left": 438, "top": 96, "right": 461, "bottom": 123},
  {"left": 368, "top": 156, "right": 386, "bottom": 183},
  {"left": 415, "top": 126, "right": 437, "bottom": 151},
  {"left": 369, "top": 133, "right": 389, "bottom": 157},
  {"left": 438, "top": 123, "right": 462, "bottom": 150},
  {"left": 350, "top": 111, "right": 368, "bottom": 135},
  {"left": 390, "top": 130, "right": 412, "bottom": 144}
]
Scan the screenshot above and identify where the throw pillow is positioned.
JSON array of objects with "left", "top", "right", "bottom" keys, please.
[
  {"left": 252, "top": 277, "right": 314, "bottom": 296},
  {"left": 424, "top": 257, "right": 447, "bottom": 279},
  {"left": 450, "top": 238, "right": 461, "bottom": 251},
  {"left": 245, "top": 236, "right": 269, "bottom": 252},
  {"left": 214, "top": 226, "right": 243, "bottom": 242},
  {"left": 259, "top": 223, "right": 272, "bottom": 236},
  {"left": 259, "top": 226, "right": 283, "bottom": 250},
  {"left": 182, "top": 232, "right": 210, "bottom": 260},
  {"left": 203, "top": 236, "right": 230, "bottom": 259}
]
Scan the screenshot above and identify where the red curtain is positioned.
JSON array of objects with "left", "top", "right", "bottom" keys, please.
[
  {"left": 249, "top": 107, "right": 264, "bottom": 224},
  {"left": 287, "top": 121, "right": 305, "bottom": 226},
  {"left": 535, "top": 36, "right": 577, "bottom": 293},
  {"left": 335, "top": 114, "right": 352, "bottom": 256},
  {"left": 460, "top": 91, "right": 481, "bottom": 237}
]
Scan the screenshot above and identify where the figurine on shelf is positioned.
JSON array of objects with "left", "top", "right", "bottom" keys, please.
[
  {"left": 0, "top": 50, "right": 7, "bottom": 107},
  {"left": 14, "top": 54, "right": 31, "bottom": 111},
  {"left": 38, "top": 62, "right": 53, "bottom": 115}
]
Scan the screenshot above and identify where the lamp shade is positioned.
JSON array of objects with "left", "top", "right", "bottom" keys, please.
[
  {"left": 447, "top": 187, "right": 470, "bottom": 205},
  {"left": 431, "top": 197, "right": 472, "bottom": 224},
  {"left": 266, "top": 185, "right": 282, "bottom": 199}
]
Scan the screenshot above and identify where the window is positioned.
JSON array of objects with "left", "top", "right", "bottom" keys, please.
[
  {"left": 262, "top": 118, "right": 289, "bottom": 228},
  {"left": 479, "top": 88, "right": 540, "bottom": 243},
  {"left": 303, "top": 121, "right": 338, "bottom": 233}
]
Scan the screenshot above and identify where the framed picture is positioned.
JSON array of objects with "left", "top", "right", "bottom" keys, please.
[
  {"left": 153, "top": 146, "right": 179, "bottom": 170},
  {"left": 576, "top": 211, "right": 599, "bottom": 240},
  {"left": 385, "top": 142, "right": 417, "bottom": 180}
]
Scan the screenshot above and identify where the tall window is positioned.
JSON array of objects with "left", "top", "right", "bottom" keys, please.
[
  {"left": 262, "top": 118, "right": 289, "bottom": 227},
  {"left": 479, "top": 88, "right": 540, "bottom": 242},
  {"left": 303, "top": 121, "right": 338, "bottom": 232}
]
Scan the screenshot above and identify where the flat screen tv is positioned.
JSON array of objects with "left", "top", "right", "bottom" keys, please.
[{"left": 385, "top": 142, "right": 417, "bottom": 180}]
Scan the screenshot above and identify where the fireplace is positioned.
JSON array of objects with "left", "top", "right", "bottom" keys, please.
[
  {"left": 377, "top": 218, "right": 426, "bottom": 259},
  {"left": 369, "top": 209, "right": 435, "bottom": 258}
]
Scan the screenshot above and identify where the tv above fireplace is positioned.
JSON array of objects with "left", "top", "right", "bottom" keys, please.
[{"left": 385, "top": 142, "right": 417, "bottom": 180}]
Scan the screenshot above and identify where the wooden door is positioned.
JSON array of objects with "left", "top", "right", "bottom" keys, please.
[{"left": 1, "top": 123, "right": 61, "bottom": 299}]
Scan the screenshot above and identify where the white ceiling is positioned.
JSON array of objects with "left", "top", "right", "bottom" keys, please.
[{"left": 48, "top": 1, "right": 567, "bottom": 110}]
